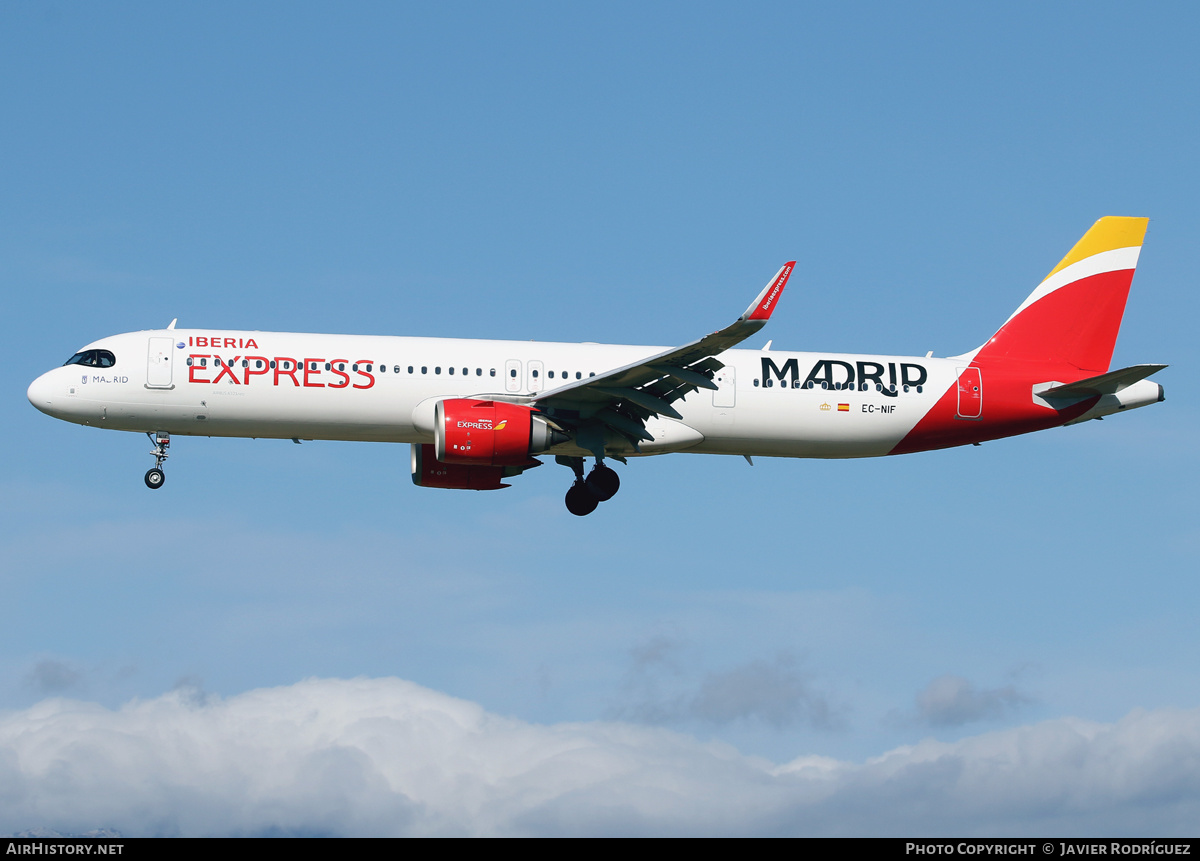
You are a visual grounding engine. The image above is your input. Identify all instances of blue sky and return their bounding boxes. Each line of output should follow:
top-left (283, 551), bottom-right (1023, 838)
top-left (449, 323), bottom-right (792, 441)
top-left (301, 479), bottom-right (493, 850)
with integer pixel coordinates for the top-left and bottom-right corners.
top-left (2, 2), bottom-right (1198, 836)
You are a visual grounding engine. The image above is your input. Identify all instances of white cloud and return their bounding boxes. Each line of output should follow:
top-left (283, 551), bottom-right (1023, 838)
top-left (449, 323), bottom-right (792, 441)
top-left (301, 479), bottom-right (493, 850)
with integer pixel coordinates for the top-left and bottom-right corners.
top-left (1, 677), bottom-right (1198, 836)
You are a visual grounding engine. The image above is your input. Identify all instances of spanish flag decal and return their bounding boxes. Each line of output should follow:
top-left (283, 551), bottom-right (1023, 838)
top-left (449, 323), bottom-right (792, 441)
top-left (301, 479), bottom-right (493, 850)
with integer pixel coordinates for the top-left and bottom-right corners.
top-left (837, 403), bottom-right (849, 412)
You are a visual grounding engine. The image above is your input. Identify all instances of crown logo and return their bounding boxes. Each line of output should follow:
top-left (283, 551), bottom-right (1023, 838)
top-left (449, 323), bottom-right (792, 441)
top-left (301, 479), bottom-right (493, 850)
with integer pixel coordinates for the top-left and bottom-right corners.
top-left (819, 402), bottom-right (831, 411)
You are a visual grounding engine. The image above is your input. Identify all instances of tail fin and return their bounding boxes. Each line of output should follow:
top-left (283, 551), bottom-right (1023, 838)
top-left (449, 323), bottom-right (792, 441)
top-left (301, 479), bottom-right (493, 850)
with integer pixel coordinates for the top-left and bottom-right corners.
top-left (977, 217), bottom-right (1148, 373)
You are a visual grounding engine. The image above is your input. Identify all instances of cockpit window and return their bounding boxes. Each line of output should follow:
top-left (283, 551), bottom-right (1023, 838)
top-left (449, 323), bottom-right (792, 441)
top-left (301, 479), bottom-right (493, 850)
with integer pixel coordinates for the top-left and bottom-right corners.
top-left (64, 349), bottom-right (116, 368)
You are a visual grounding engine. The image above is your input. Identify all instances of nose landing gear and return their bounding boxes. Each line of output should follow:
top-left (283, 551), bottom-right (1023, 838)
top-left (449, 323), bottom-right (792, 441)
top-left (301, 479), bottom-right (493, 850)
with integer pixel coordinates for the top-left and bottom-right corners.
top-left (144, 431), bottom-right (169, 490)
top-left (557, 456), bottom-right (621, 516)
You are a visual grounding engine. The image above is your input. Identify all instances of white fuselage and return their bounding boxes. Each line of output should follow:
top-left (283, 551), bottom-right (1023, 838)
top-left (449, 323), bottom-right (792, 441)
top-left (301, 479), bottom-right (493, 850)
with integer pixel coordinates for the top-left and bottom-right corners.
top-left (28, 328), bottom-right (959, 459)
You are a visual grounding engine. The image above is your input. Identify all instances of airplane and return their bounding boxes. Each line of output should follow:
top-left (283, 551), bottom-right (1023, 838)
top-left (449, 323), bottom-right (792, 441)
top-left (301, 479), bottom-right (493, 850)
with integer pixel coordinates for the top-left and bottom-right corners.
top-left (27, 216), bottom-right (1166, 516)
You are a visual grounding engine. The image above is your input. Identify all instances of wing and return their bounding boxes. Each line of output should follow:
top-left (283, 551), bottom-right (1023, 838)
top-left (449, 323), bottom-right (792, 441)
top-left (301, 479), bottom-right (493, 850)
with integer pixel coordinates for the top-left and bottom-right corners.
top-left (531, 262), bottom-right (794, 454)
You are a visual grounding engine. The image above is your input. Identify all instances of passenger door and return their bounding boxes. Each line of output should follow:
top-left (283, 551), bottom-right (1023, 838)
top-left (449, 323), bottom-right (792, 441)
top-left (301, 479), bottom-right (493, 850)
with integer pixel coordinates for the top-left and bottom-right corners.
top-left (146, 337), bottom-right (175, 389)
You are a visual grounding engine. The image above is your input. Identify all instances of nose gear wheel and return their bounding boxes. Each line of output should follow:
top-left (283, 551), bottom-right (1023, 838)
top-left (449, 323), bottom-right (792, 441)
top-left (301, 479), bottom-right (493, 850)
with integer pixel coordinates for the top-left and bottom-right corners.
top-left (144, 431), bottom-right (170, 490)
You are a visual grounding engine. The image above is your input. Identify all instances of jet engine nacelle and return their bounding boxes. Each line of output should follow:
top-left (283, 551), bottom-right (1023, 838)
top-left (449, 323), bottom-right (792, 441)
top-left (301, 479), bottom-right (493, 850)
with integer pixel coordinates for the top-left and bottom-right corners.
top-left (434, 398), bottom-right (565, 466)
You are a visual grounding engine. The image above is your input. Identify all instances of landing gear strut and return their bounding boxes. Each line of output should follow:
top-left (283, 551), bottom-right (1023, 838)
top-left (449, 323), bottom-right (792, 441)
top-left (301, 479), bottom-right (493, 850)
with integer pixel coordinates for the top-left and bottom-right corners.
top-left (557, 455), bottom-right (621, 516)
top-left (145, 431), bottom-right (169, 490)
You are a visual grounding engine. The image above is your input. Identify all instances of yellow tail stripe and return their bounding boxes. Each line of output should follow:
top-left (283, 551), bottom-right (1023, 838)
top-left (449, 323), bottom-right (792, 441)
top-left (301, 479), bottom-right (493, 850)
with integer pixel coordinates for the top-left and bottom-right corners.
top-left (1042, 216), bottom-right (1149, 282)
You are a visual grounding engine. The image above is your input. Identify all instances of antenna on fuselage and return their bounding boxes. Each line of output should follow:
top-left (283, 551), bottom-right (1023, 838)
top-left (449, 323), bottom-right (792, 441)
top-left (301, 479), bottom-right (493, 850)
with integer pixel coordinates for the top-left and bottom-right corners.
top-left (167, 318), bottom-right (178, 330)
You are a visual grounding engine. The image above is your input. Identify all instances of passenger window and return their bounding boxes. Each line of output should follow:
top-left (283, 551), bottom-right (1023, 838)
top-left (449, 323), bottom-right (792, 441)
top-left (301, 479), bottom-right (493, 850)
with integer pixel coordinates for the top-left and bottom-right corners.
top-left (435, 367), bottom-right (441, 374)
top-left (325, 363), bottom-right (331, 370)
top-left (449, 367), bottom-right (455, 375)
top-left (490, 369), bottom-right (496, 377)
top-left (186, 357), bottom-right (193, 366)
top-left (532, 369), bottom-right (539, 378)
top-left (270, 361), bottom-right (276, 369)
top-left (476, 368), bottom-right (482, 376)
top-left (509, 369), bottom-right (516, 378)
top-left (242, 360), bottom-right (249, 368)
top-left (548, 371), bottom-right (555, 379)
top-left (421, 366), bottom-right (427, 374)
top-left (754, 379), bottom-right (760, 387)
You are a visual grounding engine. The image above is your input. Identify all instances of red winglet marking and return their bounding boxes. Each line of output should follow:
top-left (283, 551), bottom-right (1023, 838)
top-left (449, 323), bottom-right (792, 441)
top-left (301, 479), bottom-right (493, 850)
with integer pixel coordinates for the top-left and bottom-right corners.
top-left (748, 261), bottom-right (795, 321)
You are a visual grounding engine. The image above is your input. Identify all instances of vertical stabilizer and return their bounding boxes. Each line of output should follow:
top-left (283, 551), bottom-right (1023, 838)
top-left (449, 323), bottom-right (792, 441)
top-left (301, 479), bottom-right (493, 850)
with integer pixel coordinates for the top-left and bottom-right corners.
top-left (976, 217), bottom-right (1148, 373)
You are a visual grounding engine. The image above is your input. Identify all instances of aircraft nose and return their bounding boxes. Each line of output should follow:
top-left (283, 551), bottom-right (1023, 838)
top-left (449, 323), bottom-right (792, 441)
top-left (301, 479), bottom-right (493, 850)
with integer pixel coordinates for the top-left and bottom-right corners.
top-left (27, 371), bottom-right (56, 415)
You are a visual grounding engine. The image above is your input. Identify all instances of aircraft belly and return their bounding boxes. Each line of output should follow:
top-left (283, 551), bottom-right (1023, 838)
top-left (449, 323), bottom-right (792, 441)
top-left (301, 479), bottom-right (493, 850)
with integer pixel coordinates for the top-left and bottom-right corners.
top-left (681, 376), bottom-right (949, 459)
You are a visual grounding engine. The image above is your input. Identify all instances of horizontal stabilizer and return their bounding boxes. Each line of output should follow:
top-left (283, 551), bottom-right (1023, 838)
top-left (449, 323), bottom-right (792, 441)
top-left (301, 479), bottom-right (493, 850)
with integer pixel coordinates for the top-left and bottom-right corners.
top-left (1039, 364), bottom-right (1167, 400)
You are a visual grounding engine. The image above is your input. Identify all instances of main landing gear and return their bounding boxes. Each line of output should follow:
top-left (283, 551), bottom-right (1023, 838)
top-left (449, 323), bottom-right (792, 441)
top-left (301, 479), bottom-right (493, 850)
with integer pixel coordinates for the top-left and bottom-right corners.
top-left (558, 456), bottom-right (621, 516)
top-left (144, 431), bottom-right (169, 489)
